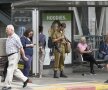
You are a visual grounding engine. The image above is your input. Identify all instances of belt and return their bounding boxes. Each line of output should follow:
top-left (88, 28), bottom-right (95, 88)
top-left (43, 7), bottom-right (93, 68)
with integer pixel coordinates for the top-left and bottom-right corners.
top-left (7, 52), bottom-right (18, 57)
top-left (0, 52), bottom-right (18, 57)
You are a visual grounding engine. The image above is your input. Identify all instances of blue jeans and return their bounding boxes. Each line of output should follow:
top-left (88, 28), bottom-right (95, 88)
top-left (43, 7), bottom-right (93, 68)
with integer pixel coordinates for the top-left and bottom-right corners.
top-left (23, 55), bottom-right (32, 77)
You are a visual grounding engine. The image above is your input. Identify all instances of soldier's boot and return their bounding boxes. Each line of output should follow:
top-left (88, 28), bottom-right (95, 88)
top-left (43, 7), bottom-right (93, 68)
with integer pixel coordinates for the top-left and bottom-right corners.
top-left (60, 71), bottom-right (68, 78)
top-left (53, 70), bottom-right (59, 78)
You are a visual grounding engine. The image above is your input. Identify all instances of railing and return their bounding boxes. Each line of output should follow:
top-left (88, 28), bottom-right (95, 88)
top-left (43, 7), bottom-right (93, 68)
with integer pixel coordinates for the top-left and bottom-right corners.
top-left (85, 35), bottom-right (106, 59)
top-left (85, 35), bottom-right (106, 49)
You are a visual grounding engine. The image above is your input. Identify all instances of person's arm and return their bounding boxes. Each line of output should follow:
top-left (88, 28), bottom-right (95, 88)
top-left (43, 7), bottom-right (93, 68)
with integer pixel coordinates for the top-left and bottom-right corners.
top-left (16, 37), bottom-right (28, 61)
top-left (26, 44), bottom-right (34, 48)
top-left (77, 44), bottom-right (92, 54)
top-left (52, 32), bottom-right (64, 43)
top-left (20, 47), bottom-right (28, 61)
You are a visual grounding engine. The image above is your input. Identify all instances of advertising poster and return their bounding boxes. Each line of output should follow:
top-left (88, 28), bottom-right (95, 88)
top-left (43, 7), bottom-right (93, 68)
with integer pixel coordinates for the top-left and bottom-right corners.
top-left (42, 12), bottom-right (72, 65)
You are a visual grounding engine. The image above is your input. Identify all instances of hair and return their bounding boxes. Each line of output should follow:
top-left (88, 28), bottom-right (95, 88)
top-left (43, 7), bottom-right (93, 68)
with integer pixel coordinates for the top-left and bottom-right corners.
top-left (23, 29), bottom-right (33, 37)
top-left (51, 20), bottom-right (61, 29)
top-left (39, 26), bottom-right (43, 33)
top-left (6, 24), bottom-right (14, 31)
top-left (80, 36), bottom-right (86, 42)
top-left (60, 23), bottom-right (66, 28)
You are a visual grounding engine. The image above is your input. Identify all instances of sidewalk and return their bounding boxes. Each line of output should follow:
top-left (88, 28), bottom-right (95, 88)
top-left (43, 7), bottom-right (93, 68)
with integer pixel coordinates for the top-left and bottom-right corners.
top-left (0, 72), bottom-right (108, 90)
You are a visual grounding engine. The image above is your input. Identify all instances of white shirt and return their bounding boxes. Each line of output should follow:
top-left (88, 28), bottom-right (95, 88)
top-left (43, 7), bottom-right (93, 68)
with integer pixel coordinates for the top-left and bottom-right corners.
top-left (6, 33), bottom-right (23, 55)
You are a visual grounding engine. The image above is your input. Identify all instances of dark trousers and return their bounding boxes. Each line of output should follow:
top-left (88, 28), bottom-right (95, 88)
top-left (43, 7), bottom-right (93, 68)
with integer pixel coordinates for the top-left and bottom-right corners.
top-left (83, 53), bottom-right (98, 73)
top-left (23, 55), bottom-right (32, 77)
top-left (3, 61), bottom-right (8, 80)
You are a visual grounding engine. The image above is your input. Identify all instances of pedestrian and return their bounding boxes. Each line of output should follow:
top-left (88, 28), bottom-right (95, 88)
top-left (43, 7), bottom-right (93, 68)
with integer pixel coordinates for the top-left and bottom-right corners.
top-left (38, 26), bottom-right (46, 78)
top-left (20, 29), bottom-right (34, 77)
top-left (2, 25), bottom-right (29, 90)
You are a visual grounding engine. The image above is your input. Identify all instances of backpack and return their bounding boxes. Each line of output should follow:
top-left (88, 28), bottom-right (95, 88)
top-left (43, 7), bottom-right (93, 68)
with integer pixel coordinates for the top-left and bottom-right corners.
top-left (48, 37), bottom-right (54, 48)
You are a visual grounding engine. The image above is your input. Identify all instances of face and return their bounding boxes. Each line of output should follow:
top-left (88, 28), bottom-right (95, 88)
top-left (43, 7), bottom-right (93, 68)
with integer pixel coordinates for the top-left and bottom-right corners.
top-left (60, 26), bottom-right (65, 31)
top-left (81, 39), bottom-right (86, 44)
top-left (6, 27), bottom-right (13, 36)
top-left (28, 31), bottom-right (33, 38)
top-left (53, 23), bottom-right (59, 31)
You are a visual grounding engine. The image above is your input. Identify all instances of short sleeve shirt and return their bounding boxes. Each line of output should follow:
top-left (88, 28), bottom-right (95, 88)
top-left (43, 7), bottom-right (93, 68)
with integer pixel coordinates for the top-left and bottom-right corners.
top-left (6, 33), bottom-right (23, 55)
top-left (77, 43), bottom-right (87, 52)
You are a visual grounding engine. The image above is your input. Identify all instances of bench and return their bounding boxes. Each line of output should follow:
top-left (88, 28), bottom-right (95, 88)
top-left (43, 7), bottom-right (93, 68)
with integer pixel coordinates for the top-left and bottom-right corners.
top-left (73, 48), bottom-right (107, 74)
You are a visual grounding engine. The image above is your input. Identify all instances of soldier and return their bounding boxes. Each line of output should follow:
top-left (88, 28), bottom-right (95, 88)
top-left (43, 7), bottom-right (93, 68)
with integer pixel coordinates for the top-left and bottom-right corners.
top-left (52, 21), bottom-right (67, 78)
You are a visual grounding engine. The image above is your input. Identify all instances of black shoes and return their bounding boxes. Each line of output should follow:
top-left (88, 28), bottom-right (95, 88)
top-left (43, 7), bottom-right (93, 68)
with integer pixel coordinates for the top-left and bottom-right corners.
top-left (23, 79), bottom-right (29, 88)
top-left (104, 80), bottom-right (108, 83)
top-left (60, 73), bottom-right (67, 78)
top-left (2, 87), bottom-right (11, 90)
top-left (53, 71), bottom-right (59, 78)
top-left (53, 71), bottom-right (68, 78)
top-left (60, 71), bottom-right (68, 78)
top-left (90, 72), bottom-right (96, 75)
top-left (90, 70), bottom-right (96, 75)
top-left (98, 65), bottom-right (104, 69)
top-left (2, 79), bottom-right (29, 89)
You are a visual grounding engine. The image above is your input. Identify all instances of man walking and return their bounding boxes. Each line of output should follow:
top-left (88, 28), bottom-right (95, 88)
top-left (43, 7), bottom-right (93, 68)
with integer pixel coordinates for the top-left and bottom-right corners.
top-left (2, 25), bottom-right (29, 90)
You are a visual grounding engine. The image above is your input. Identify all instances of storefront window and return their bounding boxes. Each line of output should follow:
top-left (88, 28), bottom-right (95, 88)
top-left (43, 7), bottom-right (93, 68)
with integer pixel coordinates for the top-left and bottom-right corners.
top-left (12, 10), bottom-right (32, 37)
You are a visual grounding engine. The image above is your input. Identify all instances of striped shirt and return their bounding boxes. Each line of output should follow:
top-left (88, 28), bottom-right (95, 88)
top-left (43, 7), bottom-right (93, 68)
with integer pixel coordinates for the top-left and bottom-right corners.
top-left (6, 33), bottom-right (23, 55)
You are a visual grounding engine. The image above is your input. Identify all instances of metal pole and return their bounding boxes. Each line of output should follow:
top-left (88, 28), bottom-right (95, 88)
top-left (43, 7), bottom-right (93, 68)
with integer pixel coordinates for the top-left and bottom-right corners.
top-left (32, 9), bottom-right (39, 75)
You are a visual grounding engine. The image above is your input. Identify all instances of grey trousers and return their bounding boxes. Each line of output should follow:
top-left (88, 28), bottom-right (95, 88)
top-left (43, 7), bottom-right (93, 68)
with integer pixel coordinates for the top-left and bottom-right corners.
top-left (39, 48), bottom-right (45, 75)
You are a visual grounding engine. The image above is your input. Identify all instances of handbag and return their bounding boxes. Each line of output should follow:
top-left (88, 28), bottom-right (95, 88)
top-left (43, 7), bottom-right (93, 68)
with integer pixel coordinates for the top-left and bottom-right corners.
top-left (18, 58), bottom-right (24, 70)
top-left (65, 41), bottom-right (71, 53)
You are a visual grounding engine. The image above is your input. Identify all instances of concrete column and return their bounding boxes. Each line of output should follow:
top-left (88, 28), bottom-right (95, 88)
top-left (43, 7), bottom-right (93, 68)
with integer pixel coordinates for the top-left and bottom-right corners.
top-left (88, 7), bottom-right (96, 35)
top-left (73, 7), bottom-right (83, 36)
top-left (98, 7), bottom-right (105, 35)
top-left (103, 7), bottom-right (108, 35)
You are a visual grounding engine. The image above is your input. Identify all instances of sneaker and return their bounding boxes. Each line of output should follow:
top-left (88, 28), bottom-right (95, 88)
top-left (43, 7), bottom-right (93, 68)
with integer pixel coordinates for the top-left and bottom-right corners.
top-left (23, 79), bottom-right (29, 88)
top-left (2, 87), bottom-right (11, 90)
top-left (104, 80), bottom-right (108, 83)
top-left (98, 65), bottom-right (104, 69)
top-left (90, 72), bottom-right (96, 75)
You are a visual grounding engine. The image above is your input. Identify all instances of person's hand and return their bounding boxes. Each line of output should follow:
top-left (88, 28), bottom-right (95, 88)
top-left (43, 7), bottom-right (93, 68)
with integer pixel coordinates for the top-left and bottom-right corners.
top-left (101, 51), bottom-right (106, 54)
top-left (87, 50), bottom-right (92, 53)
top-left (22, 56), bottom-right (28, 61)
top-left (30, 44), bottom-right (34, 47)
top-left (60, 36), bottom-right (65, 39)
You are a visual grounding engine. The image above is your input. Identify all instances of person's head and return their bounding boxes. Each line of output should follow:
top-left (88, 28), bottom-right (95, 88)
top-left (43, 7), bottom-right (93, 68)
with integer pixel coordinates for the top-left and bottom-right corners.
top-left (80, 36), bottom-right (86, 44)
top-left (51, 20), bottom-right (61, 31)
top-left (6, 24), bottom-right (14, 36)
top-left (23, 29), bottom-right (33, 38)
top-left (60, 23), bottom-right (66, 31)
top-left (39, 26), bottom-right (43, 33)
